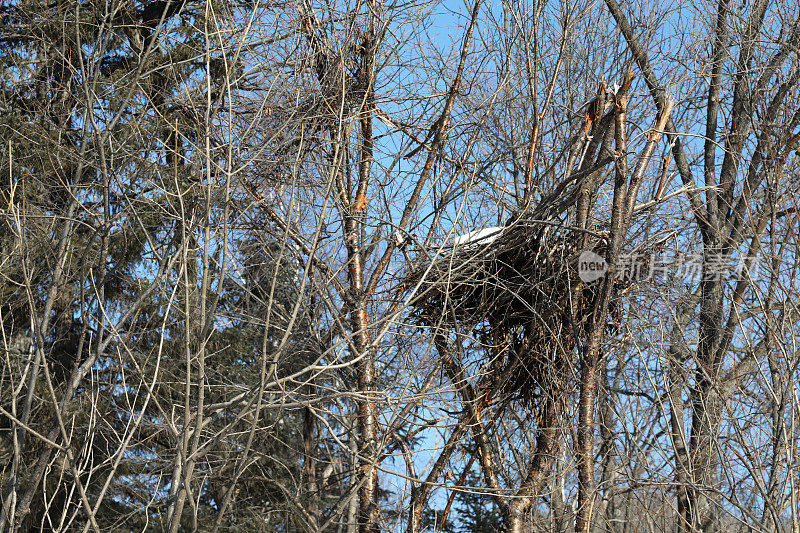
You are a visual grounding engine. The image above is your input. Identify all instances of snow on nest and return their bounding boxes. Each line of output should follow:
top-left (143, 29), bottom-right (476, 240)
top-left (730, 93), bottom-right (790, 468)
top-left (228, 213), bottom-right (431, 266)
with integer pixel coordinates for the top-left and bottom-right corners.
top-left (452, 226), bottom-right (504, 247)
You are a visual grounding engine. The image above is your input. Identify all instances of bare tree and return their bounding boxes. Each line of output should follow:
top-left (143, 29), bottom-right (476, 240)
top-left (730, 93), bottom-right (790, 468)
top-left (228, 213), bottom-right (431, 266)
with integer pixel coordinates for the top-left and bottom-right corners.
top-left (2, 0), bottom-right (800, 532)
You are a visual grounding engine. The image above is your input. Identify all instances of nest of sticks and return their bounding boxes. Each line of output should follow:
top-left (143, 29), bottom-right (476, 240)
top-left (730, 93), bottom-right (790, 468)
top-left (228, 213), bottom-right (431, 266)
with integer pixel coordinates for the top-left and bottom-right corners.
top-left (405, 218), bottom-right (626, 401)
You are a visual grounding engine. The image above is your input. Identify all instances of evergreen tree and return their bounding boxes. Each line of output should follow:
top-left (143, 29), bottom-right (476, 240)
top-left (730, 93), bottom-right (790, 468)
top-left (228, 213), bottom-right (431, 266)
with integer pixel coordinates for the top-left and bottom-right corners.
top-left (0, 1), bottom-right (329, 529)
top-left (454, 472), bottom-right (503, 533)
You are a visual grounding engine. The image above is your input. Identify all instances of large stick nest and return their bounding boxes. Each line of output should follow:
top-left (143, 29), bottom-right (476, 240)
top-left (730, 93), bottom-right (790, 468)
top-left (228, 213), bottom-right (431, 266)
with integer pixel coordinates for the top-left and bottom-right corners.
top-left (404, 217), bottom-right (625, 399)
top-left (407, 219), bottom-right (612, 331)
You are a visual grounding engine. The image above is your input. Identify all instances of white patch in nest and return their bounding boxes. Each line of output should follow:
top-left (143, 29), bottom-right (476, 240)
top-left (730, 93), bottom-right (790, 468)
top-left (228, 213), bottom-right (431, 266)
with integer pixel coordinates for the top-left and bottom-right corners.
top-left (453, 226), bottom-right (504, 247)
